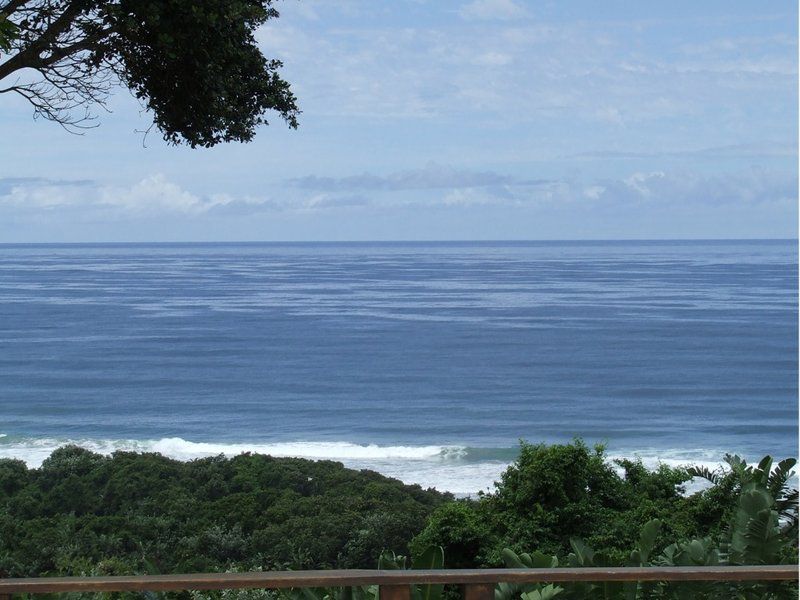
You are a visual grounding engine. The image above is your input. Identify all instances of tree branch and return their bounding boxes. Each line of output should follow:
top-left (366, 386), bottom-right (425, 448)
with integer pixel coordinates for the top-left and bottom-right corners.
top-left (39, 27), bottom-right (111, 67)
top-left (0, 0), bottom-right (32, 18)
top-left (0, 0), bottom-right (300, 145)
top-left (0, 2), bottom-right (86, 79)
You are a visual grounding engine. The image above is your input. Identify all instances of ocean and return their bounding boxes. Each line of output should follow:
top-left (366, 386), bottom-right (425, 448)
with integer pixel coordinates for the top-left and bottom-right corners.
top-left (0, 240), bottom-right (796, 495)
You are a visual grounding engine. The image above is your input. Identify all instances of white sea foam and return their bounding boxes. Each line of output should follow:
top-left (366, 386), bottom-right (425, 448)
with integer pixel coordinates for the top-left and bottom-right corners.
top-left (607, 448), bottom-right (728, 472)
top-left (0, 436), bottom-right (769, 496)
top-left (606, 449), bottom-right (731, 493)
top-left (0, 437), bottom-right (458, 462)
top-left (0, 437), bottom-right (494, 494)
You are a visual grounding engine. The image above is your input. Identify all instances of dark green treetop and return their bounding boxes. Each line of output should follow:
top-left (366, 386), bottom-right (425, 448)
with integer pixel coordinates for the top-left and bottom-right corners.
top-left (0, 0), bottom-right (299, 146)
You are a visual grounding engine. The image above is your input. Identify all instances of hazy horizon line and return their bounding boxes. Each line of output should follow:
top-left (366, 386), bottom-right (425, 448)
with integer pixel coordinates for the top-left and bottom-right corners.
top-left (1, 238), bottom-right (797, 247)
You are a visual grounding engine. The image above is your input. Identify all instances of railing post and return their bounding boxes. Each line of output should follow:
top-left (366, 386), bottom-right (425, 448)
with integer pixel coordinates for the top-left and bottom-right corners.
top-left (379, 584), bottom-right (411, 600)
top-left (464, 583), bottom-right (494, 600)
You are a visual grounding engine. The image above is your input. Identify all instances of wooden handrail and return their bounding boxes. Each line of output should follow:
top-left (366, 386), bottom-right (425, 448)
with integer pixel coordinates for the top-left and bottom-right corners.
top-left (0, 566), bottom-right (796, 595)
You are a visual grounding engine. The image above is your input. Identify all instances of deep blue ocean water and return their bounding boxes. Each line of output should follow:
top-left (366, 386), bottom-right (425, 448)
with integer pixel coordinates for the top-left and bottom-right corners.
top-left (0, 240), bottom-right (796, 493)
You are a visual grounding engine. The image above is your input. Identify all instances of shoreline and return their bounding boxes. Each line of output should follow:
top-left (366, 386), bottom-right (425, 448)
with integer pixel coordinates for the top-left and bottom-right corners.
top-left (1, 435), bottom-right (786, 496)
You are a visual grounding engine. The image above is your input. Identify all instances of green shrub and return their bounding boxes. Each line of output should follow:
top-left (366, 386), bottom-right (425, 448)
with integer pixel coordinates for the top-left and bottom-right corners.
top-left (0, 447), bottom-right (449, 576)
top-left (412, 440), bottom-right (698, 565)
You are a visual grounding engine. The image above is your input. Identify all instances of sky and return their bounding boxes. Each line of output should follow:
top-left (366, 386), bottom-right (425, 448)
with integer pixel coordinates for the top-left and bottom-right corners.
top-left (0, 0), bottom-right (797, 242)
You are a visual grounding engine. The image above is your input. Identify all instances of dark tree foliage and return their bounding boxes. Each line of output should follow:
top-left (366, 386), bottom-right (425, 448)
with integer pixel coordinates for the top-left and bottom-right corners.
top-left (0, 0), bottom-right (299, 146)
top-left (0, 447), bottom-right (449, 577)
top-left (411, 441), bottom-right (726, 567)
top-left (1, 442), bottom-right (795, 583)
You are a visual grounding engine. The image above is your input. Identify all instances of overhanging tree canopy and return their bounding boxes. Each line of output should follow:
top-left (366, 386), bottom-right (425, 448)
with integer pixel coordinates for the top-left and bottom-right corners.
top-left (0, 0), bottom-right (299, 147)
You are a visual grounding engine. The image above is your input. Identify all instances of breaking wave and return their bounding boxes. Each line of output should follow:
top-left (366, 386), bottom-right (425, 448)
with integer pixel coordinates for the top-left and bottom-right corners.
top-left (0, 435), bottom-right (749, 495)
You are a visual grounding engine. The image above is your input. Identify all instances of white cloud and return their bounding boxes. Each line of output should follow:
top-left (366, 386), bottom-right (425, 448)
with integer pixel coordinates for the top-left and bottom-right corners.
top-left (593, 169), bottom-right (796, 210)
top-left (3, 168), bottom-right (792, 221)
top-left (623, 171), bottom-right (665, 197)
top-left (441, 187), bottom-right (497, 206)
top-left (2, 182), bottom-right (88, 208)
top-left (0, 175), bottom-right (374, 220)
top-left (595, 106), bottom-right (624, 125)
top-left (253, 3), bottom-right (795, 130)
top-left (428, 168), bottom-right (795, 212)
top-left (0, 175), bottom-right (233, 216)
top-left (0, 167), bottom-right (795, 242)
top-left (460, 0), bottom-right (527, 21)
top-left (288, 164), bottom-right (525, 191)
top-left (98, 175), bottom-right (220, 214)
top-left (568, 141), bottom-right (798, 160)
top-left (473, 51), bottom-right (513, 66)
top-left (301, 193), bottom-right (370, 210)
top-left (583, 185), bottom-right (606, 200)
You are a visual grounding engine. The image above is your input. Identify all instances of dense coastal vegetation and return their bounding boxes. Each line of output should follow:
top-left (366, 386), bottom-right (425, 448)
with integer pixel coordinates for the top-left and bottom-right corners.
top-left (0, 448), bottom-right (448, 575)
top-left (0, 441), bottom-right (796, 598)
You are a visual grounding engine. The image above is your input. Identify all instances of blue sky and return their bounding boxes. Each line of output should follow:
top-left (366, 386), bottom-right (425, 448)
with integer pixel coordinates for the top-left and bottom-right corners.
top-left (0, 0), bottom-right (797, 241)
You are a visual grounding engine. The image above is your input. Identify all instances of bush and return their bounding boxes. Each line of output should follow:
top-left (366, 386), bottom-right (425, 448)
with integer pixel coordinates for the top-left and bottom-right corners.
top-left (413, 440), bottom-right (718, 565)
top-left (0, 448), bottom-right (450, 576)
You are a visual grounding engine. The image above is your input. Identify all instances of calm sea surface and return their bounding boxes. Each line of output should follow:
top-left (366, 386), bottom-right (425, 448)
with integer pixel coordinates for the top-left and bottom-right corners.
top-left (0, 241), bottom-right (796, 493)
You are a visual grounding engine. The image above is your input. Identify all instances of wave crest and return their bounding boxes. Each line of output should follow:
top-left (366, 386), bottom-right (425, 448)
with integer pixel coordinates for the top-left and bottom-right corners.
top-left (0, 436), bottom-right (471, 464)
top-left (0, 435), bottom-right (759, 495)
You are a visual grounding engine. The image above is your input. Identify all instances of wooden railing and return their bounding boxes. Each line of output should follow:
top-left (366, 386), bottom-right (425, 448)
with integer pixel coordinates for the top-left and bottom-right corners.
top-left (0, 566), bottom-right (796, 599)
